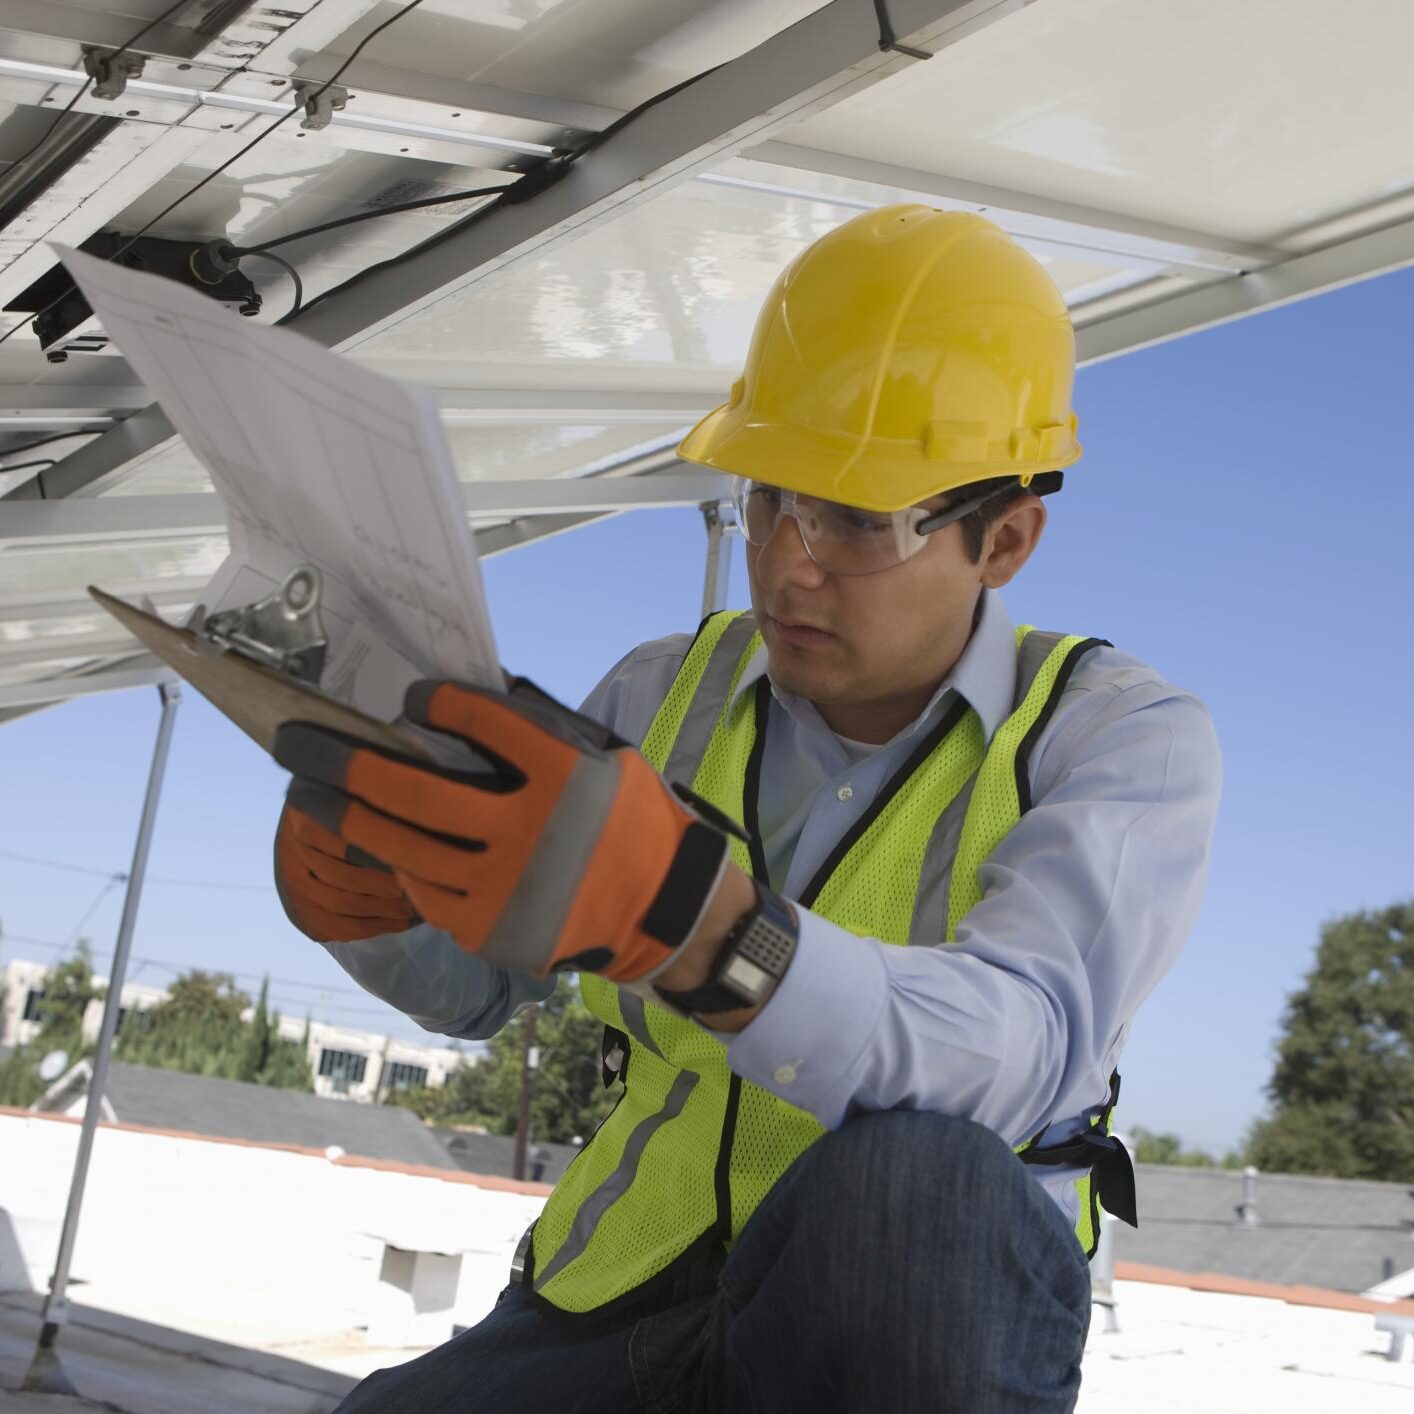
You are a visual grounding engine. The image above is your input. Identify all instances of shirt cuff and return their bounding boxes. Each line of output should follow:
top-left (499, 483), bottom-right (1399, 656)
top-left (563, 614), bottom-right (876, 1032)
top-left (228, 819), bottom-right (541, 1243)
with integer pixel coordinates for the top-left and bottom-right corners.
top-left (712, 907), bottom-right (888, 1129)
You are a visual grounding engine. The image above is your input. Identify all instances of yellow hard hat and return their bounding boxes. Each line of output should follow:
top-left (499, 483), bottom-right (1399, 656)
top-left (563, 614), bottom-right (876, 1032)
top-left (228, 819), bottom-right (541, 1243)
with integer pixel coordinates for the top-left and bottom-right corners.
top-left (678, 205), bottom-right (1081, 513)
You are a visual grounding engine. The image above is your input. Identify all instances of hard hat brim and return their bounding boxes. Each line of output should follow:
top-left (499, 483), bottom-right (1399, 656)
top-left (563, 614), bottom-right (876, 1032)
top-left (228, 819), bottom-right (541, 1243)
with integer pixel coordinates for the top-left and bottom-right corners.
top-left (678, 404), bottom-right (1082, 514)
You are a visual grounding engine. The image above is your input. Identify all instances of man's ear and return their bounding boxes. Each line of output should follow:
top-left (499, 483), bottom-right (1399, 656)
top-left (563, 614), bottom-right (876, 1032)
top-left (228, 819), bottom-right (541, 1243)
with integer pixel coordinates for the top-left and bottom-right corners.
top-left (979, 495), bottom-right (1047, 589)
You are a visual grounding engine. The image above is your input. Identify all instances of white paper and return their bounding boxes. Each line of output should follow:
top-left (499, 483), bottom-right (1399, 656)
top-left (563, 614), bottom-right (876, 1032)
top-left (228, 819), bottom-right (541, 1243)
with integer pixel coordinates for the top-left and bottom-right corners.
top-left (58, 245), bottom-right (502, 720)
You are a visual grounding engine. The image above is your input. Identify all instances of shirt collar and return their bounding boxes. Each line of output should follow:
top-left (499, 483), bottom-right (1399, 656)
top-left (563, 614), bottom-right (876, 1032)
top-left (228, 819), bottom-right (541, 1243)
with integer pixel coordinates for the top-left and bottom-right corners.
top-left (728, 590), bottom-right (1018, 747)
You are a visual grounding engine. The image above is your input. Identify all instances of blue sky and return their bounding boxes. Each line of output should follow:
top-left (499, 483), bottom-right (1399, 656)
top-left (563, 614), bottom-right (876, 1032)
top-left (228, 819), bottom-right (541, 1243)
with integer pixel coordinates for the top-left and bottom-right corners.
top-left (4, 265), bottom-right (1413, 1155)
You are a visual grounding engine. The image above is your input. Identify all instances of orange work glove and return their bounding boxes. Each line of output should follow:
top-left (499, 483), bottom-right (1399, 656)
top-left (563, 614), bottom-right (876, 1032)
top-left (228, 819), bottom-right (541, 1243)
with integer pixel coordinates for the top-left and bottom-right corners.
top-left (271, 678), bottom-right (733, 983)
top-left (275, 800), bottom-right (419, 942)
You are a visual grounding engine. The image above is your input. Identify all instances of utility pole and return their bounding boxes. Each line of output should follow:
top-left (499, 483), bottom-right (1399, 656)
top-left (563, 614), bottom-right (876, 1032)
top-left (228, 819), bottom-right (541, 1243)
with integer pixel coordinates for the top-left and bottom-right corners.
top-left (511, 1004), bottom-right (539, 1181)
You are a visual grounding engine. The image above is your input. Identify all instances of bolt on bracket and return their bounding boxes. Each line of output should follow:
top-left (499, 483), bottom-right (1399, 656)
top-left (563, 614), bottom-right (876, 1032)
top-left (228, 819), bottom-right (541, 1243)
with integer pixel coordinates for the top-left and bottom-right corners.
top-left (81, 47), bottom-right (147, 101)
top-left (291, 80), bottom-right (348, 131)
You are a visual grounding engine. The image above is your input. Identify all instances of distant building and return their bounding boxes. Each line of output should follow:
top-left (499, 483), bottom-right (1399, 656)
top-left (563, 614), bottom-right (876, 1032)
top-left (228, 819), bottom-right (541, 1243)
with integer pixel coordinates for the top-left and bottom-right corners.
top-left (0, 956), bottom-right (466, 1104)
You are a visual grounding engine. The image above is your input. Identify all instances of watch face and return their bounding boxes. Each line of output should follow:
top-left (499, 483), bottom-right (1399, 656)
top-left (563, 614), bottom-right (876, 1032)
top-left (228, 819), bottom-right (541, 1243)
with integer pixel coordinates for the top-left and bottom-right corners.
top-left (720, 952), bottom-right (772, 1002)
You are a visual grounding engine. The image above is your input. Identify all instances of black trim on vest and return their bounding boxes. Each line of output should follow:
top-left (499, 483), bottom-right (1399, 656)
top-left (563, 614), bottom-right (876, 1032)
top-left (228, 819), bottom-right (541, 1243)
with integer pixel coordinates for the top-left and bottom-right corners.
top-left (797, 693), bottom-right (973, 911)
top-left (688, 608), bottom-right (729, 655)
top-left (741, 679), bottom-right (771, 883)
top-left (714, 1074), bottom-right (744, 1242)
top-left (1013, 637), bottom-right (1109, 814)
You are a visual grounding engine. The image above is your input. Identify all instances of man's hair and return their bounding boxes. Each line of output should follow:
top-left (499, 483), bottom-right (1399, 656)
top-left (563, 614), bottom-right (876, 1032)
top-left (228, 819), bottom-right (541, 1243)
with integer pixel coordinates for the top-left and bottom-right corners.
top-left (950, 471), bottom-right (1063, 563)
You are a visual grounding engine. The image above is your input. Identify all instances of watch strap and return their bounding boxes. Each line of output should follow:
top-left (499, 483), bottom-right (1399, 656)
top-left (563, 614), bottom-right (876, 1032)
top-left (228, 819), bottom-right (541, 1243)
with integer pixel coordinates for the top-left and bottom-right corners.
top-left (654, 881), bottom-right (797, 1016)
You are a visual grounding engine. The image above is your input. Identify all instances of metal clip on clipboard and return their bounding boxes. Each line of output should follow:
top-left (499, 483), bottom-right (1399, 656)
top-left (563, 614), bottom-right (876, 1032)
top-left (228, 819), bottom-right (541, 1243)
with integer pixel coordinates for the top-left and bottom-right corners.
top-left (196, 566), bottom-right (329, 687)
top-left (88, 572), bottom-right (432, 762)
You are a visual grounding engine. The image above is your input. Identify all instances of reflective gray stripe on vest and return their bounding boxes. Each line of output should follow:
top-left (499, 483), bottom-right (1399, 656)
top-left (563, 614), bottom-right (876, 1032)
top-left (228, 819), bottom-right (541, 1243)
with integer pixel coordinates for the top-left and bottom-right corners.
top-left (909, 631), bottom-right (1070, 945)
top-left (475, 752), bottom-right (620, 974)
top-left (1013, 630), bottom-right (1068, 712)
top-left (617, 987), bottom-right (664, 1057)
top-left (661, 614), bottom-right (760, 788)
top-left (533, 1069), bottom-right (698, 1291)
top-left (908, 773), bottom-right (979, 945)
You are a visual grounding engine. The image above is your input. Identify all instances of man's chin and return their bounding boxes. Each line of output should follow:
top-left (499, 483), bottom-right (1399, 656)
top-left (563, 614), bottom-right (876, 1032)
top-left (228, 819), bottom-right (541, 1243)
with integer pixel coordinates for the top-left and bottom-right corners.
top-left (764, 652), bottom-right (847, 705)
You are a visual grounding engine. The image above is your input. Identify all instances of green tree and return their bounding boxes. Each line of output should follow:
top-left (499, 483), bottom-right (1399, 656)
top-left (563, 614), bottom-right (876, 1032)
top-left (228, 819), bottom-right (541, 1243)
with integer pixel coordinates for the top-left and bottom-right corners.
top-left (387, 985), bottom-right (619, 1142)
top-left (1244, 901), bottom-right (1414, 1180)
top-left (1128, 1124), bottom-right (1219, 1167)
top-left (117, 971), bottom-right (312, 1091)
top-left (0, 945), bottom-right (100, 1108)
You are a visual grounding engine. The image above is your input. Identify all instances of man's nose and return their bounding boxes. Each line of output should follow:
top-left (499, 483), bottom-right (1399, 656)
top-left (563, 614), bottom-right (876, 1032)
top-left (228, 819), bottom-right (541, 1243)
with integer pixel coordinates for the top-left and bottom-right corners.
top-left (753, 511), bottom-right (826, 590)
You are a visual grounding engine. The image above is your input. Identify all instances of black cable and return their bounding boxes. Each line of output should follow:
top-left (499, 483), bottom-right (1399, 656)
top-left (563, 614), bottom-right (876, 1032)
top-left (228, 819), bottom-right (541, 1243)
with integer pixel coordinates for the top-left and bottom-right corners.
top-left (286, 62), bottom-right (726, 325)
top-left (0, 430), bottom-right (106, 457)
top-left (240, 185), bottom-right (507, 254)
top-left (0, 0), bottom-right (430, 352)
top-left (0, 0), bottom-right (195, 181)
top-left (113, 0), bottom-right (429, 257)
top-left (239, 249), bottom-right (304, 318)
top-left (0, 459), bottom-right (58, 474)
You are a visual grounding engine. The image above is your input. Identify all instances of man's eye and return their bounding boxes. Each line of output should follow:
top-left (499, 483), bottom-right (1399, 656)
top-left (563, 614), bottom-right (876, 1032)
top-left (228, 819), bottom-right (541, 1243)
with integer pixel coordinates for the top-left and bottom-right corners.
top-left (839, 511), bottom-right (890, 535)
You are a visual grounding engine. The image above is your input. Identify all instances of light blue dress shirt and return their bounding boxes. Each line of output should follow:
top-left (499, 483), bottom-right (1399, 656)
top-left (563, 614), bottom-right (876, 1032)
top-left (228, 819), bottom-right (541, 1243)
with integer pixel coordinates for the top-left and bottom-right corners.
top-left (318, 591), bottom-right (1221, 1223)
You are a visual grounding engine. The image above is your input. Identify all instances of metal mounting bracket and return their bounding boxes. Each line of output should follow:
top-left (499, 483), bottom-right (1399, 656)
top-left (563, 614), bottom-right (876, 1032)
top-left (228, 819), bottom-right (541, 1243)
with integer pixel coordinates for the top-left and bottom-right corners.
top-left (197, 565), bottom-right (329, 685)
top-left (291, 80), bottom-right (349, 131)
top-left (81, 47), bottom-right (146, 101)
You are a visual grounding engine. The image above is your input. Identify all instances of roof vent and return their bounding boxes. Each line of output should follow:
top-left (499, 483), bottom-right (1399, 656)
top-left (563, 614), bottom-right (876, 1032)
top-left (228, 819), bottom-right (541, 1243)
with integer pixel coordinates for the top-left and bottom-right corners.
top-left (1234, 1165), bottom-right (1260, 1227)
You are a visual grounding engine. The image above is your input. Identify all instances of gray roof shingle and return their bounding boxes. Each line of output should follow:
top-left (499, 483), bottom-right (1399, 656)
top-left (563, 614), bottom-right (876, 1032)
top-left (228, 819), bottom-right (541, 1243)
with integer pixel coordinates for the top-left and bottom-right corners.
top-left (431, 1128), bottom-right (579, 1183)
top-left (96, 1061), bottom-right (462, 1171)
top-left (1118, 1162), bottom-right (1414, 1294)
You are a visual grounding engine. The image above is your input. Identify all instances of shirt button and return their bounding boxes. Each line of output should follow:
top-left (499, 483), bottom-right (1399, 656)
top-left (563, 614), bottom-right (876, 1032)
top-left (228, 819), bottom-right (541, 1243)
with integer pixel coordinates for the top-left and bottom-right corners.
top-left (773, 1064), bottom-right (798, 1085)
top-left (836, 785), bottom-right (854, 802)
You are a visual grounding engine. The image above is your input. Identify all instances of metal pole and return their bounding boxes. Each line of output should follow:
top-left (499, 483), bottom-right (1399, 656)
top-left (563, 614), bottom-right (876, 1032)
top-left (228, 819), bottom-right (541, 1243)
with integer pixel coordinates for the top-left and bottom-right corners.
top-left (24, 681), bottom-right (181, 1396)
top-left (511, 1004), bottom-right (539, 1182)
top-left (1090, 1211), bottom-right (1120, 1335)
top-left (700, 503), bottom-right (734, 619)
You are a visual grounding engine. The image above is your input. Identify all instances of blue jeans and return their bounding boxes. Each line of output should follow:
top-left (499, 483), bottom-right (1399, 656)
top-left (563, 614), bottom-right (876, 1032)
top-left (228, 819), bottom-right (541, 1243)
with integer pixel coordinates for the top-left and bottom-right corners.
top-left (334, 1111), bottom-right (1092, 1413)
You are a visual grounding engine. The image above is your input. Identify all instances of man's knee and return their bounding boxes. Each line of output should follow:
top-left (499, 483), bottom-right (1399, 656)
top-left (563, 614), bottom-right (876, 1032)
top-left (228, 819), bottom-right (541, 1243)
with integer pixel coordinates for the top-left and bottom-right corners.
top-left (799, 1108), bottom-right (1028, 1219)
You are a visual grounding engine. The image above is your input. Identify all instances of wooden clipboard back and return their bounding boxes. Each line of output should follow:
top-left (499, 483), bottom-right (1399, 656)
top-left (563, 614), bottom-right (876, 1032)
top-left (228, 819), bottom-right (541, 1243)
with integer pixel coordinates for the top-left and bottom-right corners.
top-left (88, 585), bottom-right (430, 761)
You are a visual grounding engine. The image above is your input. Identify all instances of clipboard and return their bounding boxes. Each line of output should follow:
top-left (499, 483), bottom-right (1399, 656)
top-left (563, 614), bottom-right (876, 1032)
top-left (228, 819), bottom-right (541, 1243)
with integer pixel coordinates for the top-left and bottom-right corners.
top-left (88, 580), bottom-right (431, 762)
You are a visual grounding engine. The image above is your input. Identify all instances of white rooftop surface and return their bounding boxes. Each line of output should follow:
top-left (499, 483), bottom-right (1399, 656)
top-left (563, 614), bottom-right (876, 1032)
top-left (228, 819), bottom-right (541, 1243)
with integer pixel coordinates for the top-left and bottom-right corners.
top-left (5, 1110), bottom-right (1412, 1409)
top-left (4, 1270), bottom-right (1412, 1412)
top-left (1080, 1280), bottom-right (1414, 1414)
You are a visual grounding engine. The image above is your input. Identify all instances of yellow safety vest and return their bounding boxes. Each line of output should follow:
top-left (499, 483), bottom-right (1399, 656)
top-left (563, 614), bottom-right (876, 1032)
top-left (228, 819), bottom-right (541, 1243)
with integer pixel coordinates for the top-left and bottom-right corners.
top-left (528, 611), bottom-right (1123, 1315)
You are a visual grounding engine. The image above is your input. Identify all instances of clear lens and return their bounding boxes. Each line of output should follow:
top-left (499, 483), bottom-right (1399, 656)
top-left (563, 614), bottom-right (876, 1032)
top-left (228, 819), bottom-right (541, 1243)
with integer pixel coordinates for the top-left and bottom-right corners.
top-left (732, 479), bottom-right (928, 576)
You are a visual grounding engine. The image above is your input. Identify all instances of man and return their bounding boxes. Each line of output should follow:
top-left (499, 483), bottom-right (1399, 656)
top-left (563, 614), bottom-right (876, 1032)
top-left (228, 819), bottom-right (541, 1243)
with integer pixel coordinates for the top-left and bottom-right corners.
top-left (273, 205), bottom-right (1221, 1412)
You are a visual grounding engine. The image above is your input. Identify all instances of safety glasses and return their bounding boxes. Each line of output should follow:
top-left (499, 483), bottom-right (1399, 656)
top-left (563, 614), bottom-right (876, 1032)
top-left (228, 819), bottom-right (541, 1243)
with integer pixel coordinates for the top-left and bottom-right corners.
top-left (731, 477), bottom-right (1019, 577)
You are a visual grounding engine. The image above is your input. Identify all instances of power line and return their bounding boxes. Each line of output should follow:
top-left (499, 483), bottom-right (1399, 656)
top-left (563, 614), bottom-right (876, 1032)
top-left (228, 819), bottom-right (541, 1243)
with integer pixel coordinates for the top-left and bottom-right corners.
top-left (62, 875), bottom-right (125, 947)
top-left (0, 847), bottom-right (273, 893)
top-left (0, 934), bottom-right (406, 1020)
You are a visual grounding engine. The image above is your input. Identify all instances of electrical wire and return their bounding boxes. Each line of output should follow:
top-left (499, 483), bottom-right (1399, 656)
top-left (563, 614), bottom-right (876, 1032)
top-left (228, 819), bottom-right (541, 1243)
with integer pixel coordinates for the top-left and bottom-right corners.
top-left (237, 249), bottom-right (303, 319)
top-left (0, 0), bottom-right (195, 181)
top-left (4, 933), bottom-right (422, 1022)
top-left (0, 846), bottom-right (272, 892)
top-left (0, 430), bottom-right (108, 458)
top-left (0, 459), bottom-right (58, 475)
top-left (0, 0), bottom-right (431, 352)
top-left (282, 63), bottom-right (725, 326)
top-left (4, 931), bottom-right (380, 1001)
top-left (61, 874), bottom-right (126, 948)
top-left (239, 184), bottom-right (508, 254)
